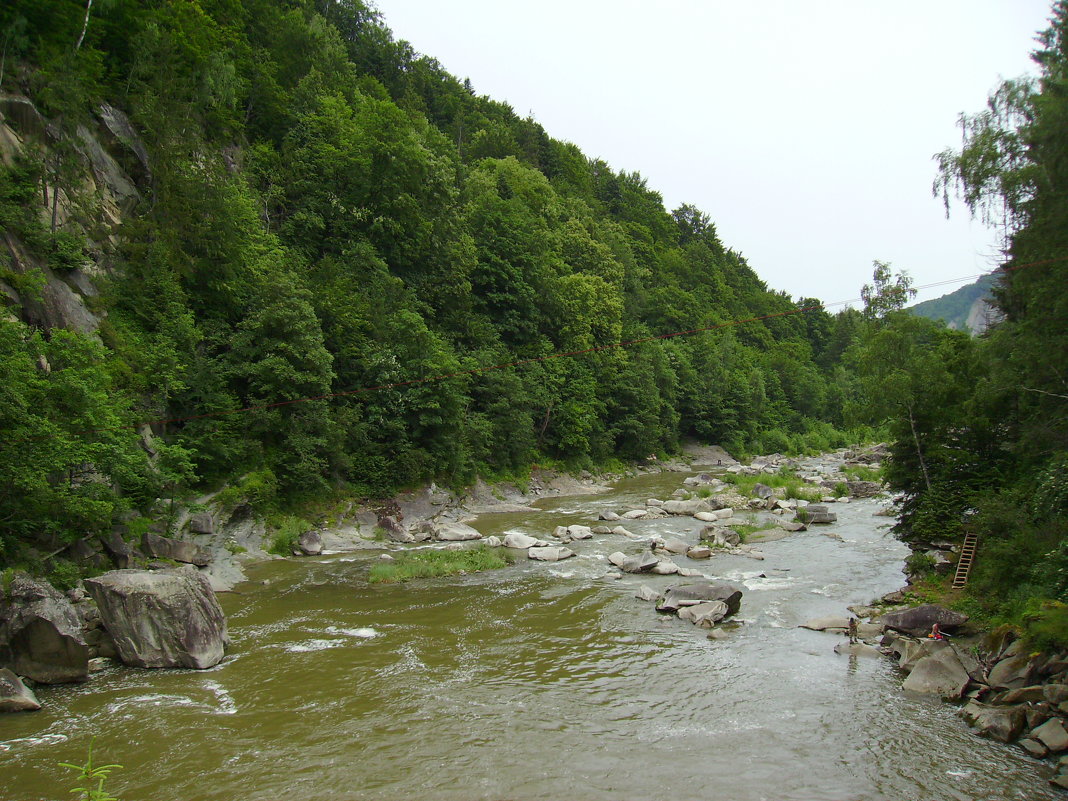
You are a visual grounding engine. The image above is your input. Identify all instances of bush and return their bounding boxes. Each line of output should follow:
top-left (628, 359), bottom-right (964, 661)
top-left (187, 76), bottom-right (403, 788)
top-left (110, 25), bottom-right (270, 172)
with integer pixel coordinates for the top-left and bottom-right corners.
top-left (369, 546), bottom-right (509, 583)
top-left (266, 515), bottom-right (310, 556)
top-left (905, 551), bottom-right (937, 577)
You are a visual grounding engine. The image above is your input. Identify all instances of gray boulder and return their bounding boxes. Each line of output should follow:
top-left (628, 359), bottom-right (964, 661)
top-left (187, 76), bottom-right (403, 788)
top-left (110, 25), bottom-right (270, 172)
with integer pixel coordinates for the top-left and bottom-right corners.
top-left (686, 545), bottom-right (713, 560)
top-left (567, 525), bottom-right (594, 540)
top-left (141, 532), bottom-right (211, 566)
top-left (752, 483), bottom-right (774, 499)
top-left (100, 530), bottom-right (134, 569)
top-left (598, 511), bottom-right (621, 521)
top-left (962, 701), bottom-right (1026, 743)
top-left (877, 604), bottom-right (968, 637)
top-left (776, 519), bottom-right (807, 532)
top-left (527, 546), bottom-right (574, 562)
top-left (799, 616), bottom-right (849, 632)
top-left (661, 499), bottom-right (713, 516)
top-left (660, 538), bottom-right (690, 555)
top-left (634, 585), bottom-right (660, 602)
top-left (657, 582), bottom-right (742, 616)
top-left (297, 530), bottom-right (323, 556)
top-left (989, 650), bottom-right (1039, 690)
top-left (700, 526), bottom-right (740, 548)
top-left (621, 552), bottom-right (660, 574)
top-left (834, 642), bottom-right (881, 658)
top-left (0, 668), bottom-right (41, 712)
top-left (0, 573), bottom-right (88, 684)
top-left (611, 526), bottom-right (638, 538)
top-left (901, 642), bottom-right (971, 697)
top-left (380, 516), bottom-right (414, 543)
top-left (650, 560), bottom-right (679, 575)
top-left (435, 522), bottom-right (483, 541)
top-left (504, 532), bottom-right (540, 549)
top-left (84, 567), bottom-right (228, 670)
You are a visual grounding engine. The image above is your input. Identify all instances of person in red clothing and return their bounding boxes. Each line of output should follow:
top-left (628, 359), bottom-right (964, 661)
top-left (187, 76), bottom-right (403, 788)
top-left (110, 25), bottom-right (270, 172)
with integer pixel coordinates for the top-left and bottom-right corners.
top-left (929, 622), bottom-right (946, 640)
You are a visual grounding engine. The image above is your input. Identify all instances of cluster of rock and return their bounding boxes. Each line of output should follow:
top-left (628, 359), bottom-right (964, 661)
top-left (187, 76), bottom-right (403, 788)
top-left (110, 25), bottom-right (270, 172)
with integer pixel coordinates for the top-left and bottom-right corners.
top-left (633, 581), bottom-right (744, 635)
top-left (0, 567), bottom-right (229, 714)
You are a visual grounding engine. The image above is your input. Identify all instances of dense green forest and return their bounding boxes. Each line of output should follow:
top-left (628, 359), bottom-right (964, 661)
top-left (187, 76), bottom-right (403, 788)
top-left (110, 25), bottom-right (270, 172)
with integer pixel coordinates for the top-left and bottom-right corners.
top-left (0, 0), bottom-right (879, 571)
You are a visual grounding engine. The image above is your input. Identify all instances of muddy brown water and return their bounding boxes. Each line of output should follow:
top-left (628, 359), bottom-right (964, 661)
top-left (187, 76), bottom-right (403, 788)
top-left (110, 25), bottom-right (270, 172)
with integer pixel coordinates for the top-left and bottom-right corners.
top-left (1, 465), bottom-right (1061, 800)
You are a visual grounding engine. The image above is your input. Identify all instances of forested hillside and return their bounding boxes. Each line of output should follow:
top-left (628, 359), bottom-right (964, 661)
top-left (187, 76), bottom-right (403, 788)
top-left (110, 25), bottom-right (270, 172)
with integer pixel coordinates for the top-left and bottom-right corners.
top-left (0, 0), bottom-right (873, 572)
top-left (908, 274), bottom-right (997, 333)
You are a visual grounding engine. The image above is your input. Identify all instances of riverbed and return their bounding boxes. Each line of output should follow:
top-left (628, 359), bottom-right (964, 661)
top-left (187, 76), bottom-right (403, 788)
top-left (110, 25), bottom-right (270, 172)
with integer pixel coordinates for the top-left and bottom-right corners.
top-left (1, 464), bottom-right (1061, 800)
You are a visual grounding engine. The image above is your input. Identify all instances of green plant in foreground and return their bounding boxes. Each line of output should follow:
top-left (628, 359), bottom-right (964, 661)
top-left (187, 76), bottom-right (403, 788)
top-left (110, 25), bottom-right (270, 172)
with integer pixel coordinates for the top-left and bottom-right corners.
top-left (59, 740), bottom-right (122, 801)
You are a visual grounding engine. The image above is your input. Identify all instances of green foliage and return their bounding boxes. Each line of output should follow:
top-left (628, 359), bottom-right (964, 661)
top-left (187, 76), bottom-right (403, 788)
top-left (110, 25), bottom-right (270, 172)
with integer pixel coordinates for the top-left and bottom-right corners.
top-left (368, 545), bottom-right (509, 583)
top-left (905, 551), bottom-right (937, 577)
top-left (58, 739), bottom-right (122, 801)
top-left (266, 514), bottom-right (311, 556)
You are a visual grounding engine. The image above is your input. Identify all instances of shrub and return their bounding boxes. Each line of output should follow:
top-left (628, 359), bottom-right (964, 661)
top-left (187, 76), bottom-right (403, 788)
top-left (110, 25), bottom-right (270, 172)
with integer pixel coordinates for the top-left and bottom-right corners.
top-left (905, 551), bottom-right (937, 577)
top-left (369, 546), bottom-right (509, 583)
top-left (267, 515), bottom-right (310, 556)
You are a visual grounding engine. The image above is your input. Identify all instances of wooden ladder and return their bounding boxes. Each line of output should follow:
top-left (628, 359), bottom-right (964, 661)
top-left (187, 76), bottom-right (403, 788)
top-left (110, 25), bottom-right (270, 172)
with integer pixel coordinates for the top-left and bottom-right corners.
top-left (952, 532), bottom-right (979, 589)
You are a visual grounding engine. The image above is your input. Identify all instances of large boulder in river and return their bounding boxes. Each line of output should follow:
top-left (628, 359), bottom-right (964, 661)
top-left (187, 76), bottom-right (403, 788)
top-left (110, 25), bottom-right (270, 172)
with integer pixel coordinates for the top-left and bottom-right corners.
top-left (141, 531), bottom-right (211, 566)
top-left (297, 529), bottom-right (323, 556)
top-left (661, 499), bottom-right (713, 516)
top-left (678, 601), bottom-right (729, 628)
top-left (621, 552), bottom-right (660, 574)
top-left (657, 582), bottom-right (742, 616)
top-left (0, 573), bottom-right (88, 684)
top-left (798, 504), bottom-right (837, 524)
top-left (877, 604), bottom-right (968, 637)
top-left (434, 522), bottom-right (483, 542)
top-left (84, 567), bottom-right (228, 670)
top-left (901, 641), bottom-right (971, 697)
top-left (527, 546), bottom-right (574, 562)
top-left (503, 532), bottom-right (540, 549)
top-left (0, 668), bottom-right (41, 712)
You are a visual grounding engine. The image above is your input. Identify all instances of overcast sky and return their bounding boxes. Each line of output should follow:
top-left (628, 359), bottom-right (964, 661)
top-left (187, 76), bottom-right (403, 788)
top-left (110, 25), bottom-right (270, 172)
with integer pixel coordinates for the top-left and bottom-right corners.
top-left (371, 0), bottom-right (1053, 306)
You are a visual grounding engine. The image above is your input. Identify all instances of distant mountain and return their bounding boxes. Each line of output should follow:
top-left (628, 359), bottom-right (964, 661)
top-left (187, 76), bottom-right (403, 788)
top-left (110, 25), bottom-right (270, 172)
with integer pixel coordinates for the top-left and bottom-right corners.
top-left (909, 274), bottom-right (999, 335)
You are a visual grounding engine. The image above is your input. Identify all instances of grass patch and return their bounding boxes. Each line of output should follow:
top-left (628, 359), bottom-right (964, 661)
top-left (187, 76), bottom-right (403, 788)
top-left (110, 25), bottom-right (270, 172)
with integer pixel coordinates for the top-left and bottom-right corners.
top-left (842, 464), bottom-right (884, 483)
top-left (722, 469), bottom-right (822, 502)
top-left (369, 546), bottom-right (510, 583)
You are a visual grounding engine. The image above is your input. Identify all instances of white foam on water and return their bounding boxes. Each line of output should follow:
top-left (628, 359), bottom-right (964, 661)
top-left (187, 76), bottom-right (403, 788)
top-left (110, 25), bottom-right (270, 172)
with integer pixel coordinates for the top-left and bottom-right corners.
top-left (325, 626), bottom-right (378, 639)
top-left (0, 733), bottom-right (67, 752)
top-left (284, 638), bottom-right (346, 653)
top-left (203, 680), bottom-right (237, 715)
top-left (105, 694), bottom-right (200, 714)
top-left (743, 577), bottom-right (795, 592)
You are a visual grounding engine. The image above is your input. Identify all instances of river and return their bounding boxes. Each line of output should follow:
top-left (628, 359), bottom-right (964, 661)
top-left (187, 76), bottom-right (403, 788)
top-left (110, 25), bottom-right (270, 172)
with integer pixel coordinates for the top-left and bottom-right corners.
top-left (1, 464), bottom-right (1061, 800)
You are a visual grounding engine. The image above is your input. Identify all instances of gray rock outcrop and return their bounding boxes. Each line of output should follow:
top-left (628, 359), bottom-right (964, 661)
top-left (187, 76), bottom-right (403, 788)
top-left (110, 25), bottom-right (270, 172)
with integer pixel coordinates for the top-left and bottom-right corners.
top-left (297, 530), bottom-right (323, 555)
top-left (84, 567), bottom-right (228, 670)
top-left (962, 701), bottom-right (1026, 743)
top-left (141, 532), bottom-right (211, 566)
top-left (434, 522), bottom-right (483, 541)
top-left (0, 573), bottom-right (88, 684)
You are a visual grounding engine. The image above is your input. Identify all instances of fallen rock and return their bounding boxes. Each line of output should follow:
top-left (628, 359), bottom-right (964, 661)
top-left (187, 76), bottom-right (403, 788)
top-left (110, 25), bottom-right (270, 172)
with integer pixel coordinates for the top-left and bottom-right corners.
top-left (598, 511), bottom-right (621, 521)
top-left (607, 551), bottom-right (628, 568)
top-left (188, 512), bottom-right (214, 535)
top-left (962, 701), bottom-right (1026, 743)
top-left (989, 650), bottom-right (1039, 690)
top-left (902, 643), bottom-right (971, 698)
top-left (798, 504), bottom-right (837, 524)
top-left (591, 525), bottom-right (613, 535)
top-left (484, 536), bottom-right (502, 547)
top-left (621, 510), bottom-right (648, 520)
top-left (677, 568), bottom-right (705, 577)
top-left (776, 519), bottom-right (807, 532)
top-left (1020, 738), bottom-right (1048, 758)
top-left (527, 546), bottom-right (574, 562)
top-left (611, 526), bottom-right (638, 538)
top-left (660, 538), bottom-right (690, 555)
top-left (84, 567), bottom-right (228, 670)
top-left (686, 545), bottom-right (712, 560)
top-left (0, 573), bottom-right (89, 684)
top-left (657, 582), bottom-right (742, 616)
top-left (0, 668), bottom-right (41, 712)
top-left (567, 525), bottom-right (594, 540)
top-left (877, 604), bottom-right (969, 637)
top-left (694, 512), bottom-right (718, 523)
top-left (141, 532), bottom-right (211, 566)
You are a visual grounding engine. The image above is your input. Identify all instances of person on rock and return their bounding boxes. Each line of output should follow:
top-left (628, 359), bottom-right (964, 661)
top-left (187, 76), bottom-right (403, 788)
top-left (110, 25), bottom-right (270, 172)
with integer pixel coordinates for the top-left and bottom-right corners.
top-left (928, 622), bottom-right (946, 640)
top-left (848, 617), bottom-right (859, 644)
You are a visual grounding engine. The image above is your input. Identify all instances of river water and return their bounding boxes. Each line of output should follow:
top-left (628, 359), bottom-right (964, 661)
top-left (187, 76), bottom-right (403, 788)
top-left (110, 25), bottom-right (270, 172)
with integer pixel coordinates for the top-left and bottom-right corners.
top-left (1, 465), bottom-right (1062, 800)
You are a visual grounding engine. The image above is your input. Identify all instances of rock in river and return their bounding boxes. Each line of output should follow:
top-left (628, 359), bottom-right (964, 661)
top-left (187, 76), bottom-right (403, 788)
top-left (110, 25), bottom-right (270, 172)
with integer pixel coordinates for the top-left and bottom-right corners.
top-left (656, 582), bottom-right (742, 616)
top-left (962, 701), bottom-right (1026, 743)
top-left (527, 546), bottom-right (574, 562)
top-left (0, 573), bottom-right (88, 684)
top-left (901, 641), bottom-right (971, 698)
top-left (503, 532), bottom-right (541, 549)
top-left (434, 522), bottom-right (483, 541)
top-left (84, 567), bottom-right (229, 670)
top-left (678, 601), bottom-right (729, 628)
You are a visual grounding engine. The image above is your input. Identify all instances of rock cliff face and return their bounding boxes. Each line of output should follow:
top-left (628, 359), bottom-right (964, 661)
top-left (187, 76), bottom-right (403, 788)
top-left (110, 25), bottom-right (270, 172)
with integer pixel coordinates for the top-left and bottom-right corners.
top-left (84, 567), bottom-right (228, 670)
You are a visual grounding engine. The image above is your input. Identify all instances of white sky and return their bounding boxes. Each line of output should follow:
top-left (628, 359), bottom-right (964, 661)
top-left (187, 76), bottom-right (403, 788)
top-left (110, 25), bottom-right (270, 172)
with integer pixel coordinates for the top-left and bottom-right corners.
top-left (371, 0), bottom-right (1052, 306)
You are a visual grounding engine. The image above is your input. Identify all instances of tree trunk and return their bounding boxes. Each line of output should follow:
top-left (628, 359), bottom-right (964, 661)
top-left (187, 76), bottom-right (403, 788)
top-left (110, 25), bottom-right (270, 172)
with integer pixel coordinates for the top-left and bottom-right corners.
top-left (906, 402), bottom-right (932, 492)
top-left (74, 0), bottom-right (94, 53)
